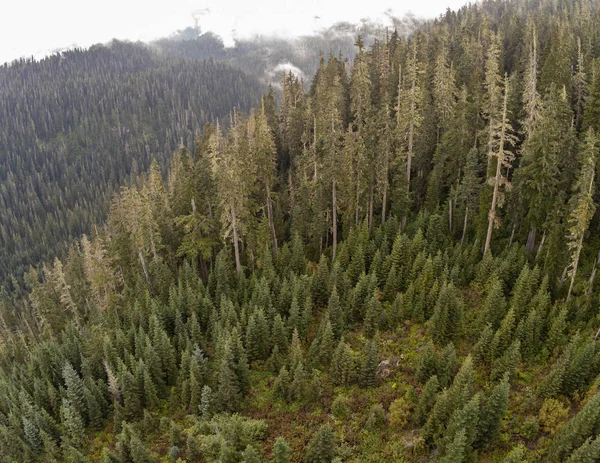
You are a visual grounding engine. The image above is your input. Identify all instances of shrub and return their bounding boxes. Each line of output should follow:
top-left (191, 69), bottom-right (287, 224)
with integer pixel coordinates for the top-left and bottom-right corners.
top-left (539, 399), bottom-right (569, 436)
top-left (389, 397), bottom-right (413, 430)
top-left (331, 395), bottom-right (351, 419)
top-left (520, 417), bottom-right (539, 440)
top-left (366, 403), bottom-right (386, 429)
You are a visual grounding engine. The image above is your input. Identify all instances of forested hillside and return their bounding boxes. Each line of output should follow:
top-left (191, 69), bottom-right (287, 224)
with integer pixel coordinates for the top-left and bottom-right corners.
top-left (0, 40), bottom-right (265, 288)
top-left (4, 0), bottom-right (600, 462)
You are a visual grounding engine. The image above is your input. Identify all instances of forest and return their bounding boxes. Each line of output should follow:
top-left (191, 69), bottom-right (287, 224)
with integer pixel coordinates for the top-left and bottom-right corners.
top-left (0, 40), bottom-right (265, 288)
top-left (3, 0), bottom-right (600, 461)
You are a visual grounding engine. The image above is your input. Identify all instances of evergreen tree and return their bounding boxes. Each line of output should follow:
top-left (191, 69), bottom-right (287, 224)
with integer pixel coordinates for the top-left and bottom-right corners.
top-left (273, 436), bottom-right (291, 463)
top-left (304, 424), bottom-right (336, 463)
top-left (566, 129), bottom-right (597, 300)
top-left (477, 374), bottom-right (510, 448)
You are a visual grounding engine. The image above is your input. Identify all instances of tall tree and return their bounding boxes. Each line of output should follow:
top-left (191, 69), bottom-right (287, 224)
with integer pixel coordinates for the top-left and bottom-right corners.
top-left (566, 129), bottom-right (597, 300)
top-left (484, 73), bottom-right (517, 254)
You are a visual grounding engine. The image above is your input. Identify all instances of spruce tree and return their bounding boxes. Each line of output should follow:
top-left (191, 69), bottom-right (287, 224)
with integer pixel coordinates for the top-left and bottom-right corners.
top-left (304, 424), bottom-right (336, 463)
top-left (566, 129), bottom-right (597, 300)
top-left (273, 436), bottom-right (291, 463)
top-left (477, 374), bottom-right (510, 448)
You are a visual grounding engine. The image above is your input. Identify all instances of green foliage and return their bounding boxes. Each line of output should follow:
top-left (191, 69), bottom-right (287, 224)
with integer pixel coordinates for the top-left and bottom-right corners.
top-left (4, 4), bottom-right (600, 462)
top-left (365, 403), bottom-right (386, 430)
top-left (415, 375), bottom-right (440, 426)
top-left (304, 424), bottom-right (336, 463)
top-left (273, 437), bottom-right (291, 463)
top-left (477, 374), bottom-right (510, 448)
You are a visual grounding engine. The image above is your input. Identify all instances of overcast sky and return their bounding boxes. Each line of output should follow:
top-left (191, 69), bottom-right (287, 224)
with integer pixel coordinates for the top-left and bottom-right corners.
top-left (1, 0), bottom-right (470, 65)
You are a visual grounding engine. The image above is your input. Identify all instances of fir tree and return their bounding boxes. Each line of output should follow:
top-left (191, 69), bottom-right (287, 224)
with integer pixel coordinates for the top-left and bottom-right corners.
top-left (566, 129), bottom-right (597, 300)
top-left (273, 436), bottom-right (291, 463)
top-left (304, 424), bottom-right (336, 463)
top-left (477, 374), bottom-right (510, 448)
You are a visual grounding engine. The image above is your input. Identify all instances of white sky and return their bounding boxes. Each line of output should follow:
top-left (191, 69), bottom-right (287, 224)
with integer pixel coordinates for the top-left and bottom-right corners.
top-left (1, 0), bottom-right (470, 65)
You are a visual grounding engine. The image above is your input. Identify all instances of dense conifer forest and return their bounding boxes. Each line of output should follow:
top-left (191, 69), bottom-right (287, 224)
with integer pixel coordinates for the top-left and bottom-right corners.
top-left (0, 41), bottom-right (265, 287)
top-left (4, 0), bottom-right (600, 461)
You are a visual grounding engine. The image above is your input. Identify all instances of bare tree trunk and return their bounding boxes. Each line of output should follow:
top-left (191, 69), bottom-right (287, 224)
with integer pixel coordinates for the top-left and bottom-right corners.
top-left (526, 227), bottom-right (536, 252)
top-left (567, 234), bottom-right (585, 301)
top-left (557, 265), bottom-right (569, 292)
top-left (461, 206), bottom-right (469, 246)
top-left (484, 152), bottom-right (502, 255)
top-left (535, 231), bottom-right (546, 261)
top-left (266, 183), bottom-right (278, 257)
top-left (231, 202), bottom-right (242, 275)
top-left (508, 223), bottom-right (516, 247)
top-left (332, 179), bottom-right (337, 261)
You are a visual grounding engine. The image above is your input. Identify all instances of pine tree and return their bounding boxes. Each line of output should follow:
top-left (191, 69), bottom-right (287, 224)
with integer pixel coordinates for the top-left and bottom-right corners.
top-left (199, 385), bottom-right (214, 418)
top-left (566, 435), bottom-right (600, 463)
top-left (548, 391), bottom-right (600, 462)
top-left (502, 445), bottom-right (528, 463)
top-left (328, 287), bottom-right (344, 339)
top-left (440, 393), bottom-right (480, 459)
top-left (566, 129), bottom-right (597, 300)
top-left (331, 339), bottom-right (356, 386)
top-left (242, 445), bottom-right (262, 463)
top-left (363, 292), bottom-right (381, 338)
top-left (273, 436), bottom-right (291, 463)
top-left (217, 341), bottom-right (240, 412)
top-left (274, 366), bottom-right (291, 402)
top-left (290, 362), bottom-right (309, 402)
top-left (429, 283), bottom-right (463, 345)
top-left (62, 362), bottom-right (88, 425)
top-left (360, 338), bottom-right (379, 388)
top-left (396, 40), bottom-right (423, 217)
top-left (415, 375), bottom-right (440, 426)
top-left (59, 399), bottom-right (86, 450)
top-left (304, 424), bottom-right (336, 463)
top-left (477, 373), bottom-right (510, 448)
top-left (490, 340), bottom-right (521, 382)
top-left (250, 103), bottom-right (280, 258)
top-left (438, 429), bottom-right (467, 463)
top-left (484, 73), bottom-right (517, 254)
top-left (209, 118), bottom-right (254, 275)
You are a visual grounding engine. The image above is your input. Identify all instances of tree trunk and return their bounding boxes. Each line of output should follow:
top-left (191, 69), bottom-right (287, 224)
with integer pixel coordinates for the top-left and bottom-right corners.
top-left (508, 223), bottom-right (516, 247)
top-left (461, 206), bottom-right (469, 246)
top-left (231, 202), bottom-right (242, 275)
top-left (332, 179), bottom-right (337, 261)
top-left (557, 265), bottom-right (569, 292)
top-left (484, 152), bottom-right (502, 254)
top-left (567, 234), bottom-right (585, 301)
top-left (266, 183), bottom-right (278, 257)
top-left (526, 227), bottom-right (536, 252)
top-left (535, 231), bottom-right (546, 261)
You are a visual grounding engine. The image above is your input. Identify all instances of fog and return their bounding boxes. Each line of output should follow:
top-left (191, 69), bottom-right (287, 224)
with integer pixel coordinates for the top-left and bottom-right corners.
top-left (1, 0), bottom-right (470, 65)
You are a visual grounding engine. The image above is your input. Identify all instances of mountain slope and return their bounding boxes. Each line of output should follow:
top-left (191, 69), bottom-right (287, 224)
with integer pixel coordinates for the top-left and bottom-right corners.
top-left (0, 40), bottom-right (264, 288)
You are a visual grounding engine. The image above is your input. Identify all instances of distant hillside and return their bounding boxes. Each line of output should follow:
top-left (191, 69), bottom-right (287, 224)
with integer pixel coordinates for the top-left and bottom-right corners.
top-left (0, 40), bottom-right (265, 288)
